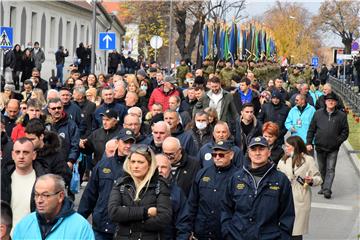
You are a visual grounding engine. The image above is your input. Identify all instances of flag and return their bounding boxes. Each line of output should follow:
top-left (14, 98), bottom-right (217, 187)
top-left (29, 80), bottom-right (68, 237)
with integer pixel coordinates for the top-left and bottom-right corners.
top-left (229, 23), bottom-right (236, 61)
top-left (223, 26), bottom-right (229, 60)
top-left (202, 25), bottom-right (208, 61)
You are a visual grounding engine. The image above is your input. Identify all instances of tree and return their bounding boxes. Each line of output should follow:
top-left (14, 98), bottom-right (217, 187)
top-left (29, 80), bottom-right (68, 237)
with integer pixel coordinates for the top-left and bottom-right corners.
top-left (263, 1), bottom-right (321, 63)
top-left (313, 0), bottom-right (360, 54)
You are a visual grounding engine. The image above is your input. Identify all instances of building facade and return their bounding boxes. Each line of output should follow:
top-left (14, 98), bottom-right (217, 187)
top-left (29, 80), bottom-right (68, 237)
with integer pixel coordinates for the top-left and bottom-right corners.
top-left (1, 1), bottom-right (125, 79)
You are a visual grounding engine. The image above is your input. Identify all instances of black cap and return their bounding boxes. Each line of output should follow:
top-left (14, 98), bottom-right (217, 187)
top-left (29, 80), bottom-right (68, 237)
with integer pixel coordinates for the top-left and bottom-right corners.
top-left (271, 90), bottom-right (282, 99)
top-left (324, 92), bottom-right (338, 101)
top-left (117, 128), bottom-right (136, 142)
top-left (100, 109), bottom-right (119, 119)
top-left (248, 136), bottom-right (269, 148)
top-left (211, 140), bottom-right (232, 151)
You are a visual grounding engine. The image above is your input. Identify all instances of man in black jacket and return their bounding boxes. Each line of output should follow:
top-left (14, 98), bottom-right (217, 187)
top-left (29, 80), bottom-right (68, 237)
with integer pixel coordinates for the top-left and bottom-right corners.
top-left (79, 109), bottom-right (121, 169)
top-left (315, 83), bottom-right (345, 111)
top-left (55, 46), bottom-right (69, 84)
top-left (162, 137), bottom-right (200, 196)
top-left (306, 93), bottom-right (349, 199)
top-left (257, 90), bottom-right (290, 144)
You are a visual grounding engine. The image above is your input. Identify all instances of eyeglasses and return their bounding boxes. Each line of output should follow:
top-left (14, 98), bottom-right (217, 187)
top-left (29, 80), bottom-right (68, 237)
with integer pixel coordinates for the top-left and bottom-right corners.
top-left (163, 150), bottom-right (179, 160)
top-left (49, 106), bottom-right (62, 111)
top-left (211, 152), bottom-right (229, 158)
top-left (130, 144), bottom-right (151, 155)
top-left (34, 191), bottom-right (61, 200)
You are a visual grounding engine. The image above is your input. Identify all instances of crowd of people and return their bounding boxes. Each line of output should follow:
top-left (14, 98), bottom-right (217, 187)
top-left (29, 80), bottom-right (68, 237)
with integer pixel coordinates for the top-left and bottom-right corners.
top-left (0, 47), bottom-right (350, 240)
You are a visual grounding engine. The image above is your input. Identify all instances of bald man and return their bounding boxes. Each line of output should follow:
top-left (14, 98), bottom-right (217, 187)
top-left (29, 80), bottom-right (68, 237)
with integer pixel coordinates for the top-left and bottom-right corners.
top-left (143, 121), bottom-right (171, 154)
top-left (162, 137), bottom-right (200, 196)
top-left (3, 99), bottom-right (20, 136)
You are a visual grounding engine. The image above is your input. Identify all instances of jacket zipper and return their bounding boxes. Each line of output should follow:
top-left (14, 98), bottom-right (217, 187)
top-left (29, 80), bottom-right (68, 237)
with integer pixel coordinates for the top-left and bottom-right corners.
top-left (243, 165), bottom-right (274, 195)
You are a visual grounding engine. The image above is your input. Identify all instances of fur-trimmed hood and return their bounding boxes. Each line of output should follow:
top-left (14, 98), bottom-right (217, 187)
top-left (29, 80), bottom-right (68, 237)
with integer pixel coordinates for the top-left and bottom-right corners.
top-left (37, 131), bottom-right (62, 157)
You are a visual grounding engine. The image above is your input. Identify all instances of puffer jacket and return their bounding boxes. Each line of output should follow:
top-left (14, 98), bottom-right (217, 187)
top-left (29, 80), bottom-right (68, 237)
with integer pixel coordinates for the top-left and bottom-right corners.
top-left (108, 173), bottom-right (172, 240)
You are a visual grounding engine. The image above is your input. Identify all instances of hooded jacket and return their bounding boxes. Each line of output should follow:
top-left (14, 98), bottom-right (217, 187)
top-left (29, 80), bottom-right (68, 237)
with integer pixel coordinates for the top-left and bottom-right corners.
top-left (36, 131), bottom-right (72, 185)
top-left (13, 197), bottom-right (94, 239)
top-left (172, 124), bottom-right (198, 156)
top-left (234, 115), bottom-right (263, 153)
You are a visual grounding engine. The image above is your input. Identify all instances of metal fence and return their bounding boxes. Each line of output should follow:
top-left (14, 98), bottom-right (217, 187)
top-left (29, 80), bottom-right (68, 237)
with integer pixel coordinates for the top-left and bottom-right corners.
top-left (328, 76), bottom-right (360, 115)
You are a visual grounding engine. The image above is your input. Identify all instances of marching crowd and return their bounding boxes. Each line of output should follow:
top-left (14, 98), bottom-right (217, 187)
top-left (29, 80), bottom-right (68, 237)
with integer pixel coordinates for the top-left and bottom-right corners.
top-left (0, 46), bottom-right (350, 240)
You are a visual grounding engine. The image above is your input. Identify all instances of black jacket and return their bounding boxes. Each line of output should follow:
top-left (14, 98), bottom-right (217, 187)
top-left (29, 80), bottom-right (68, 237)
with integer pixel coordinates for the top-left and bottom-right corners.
top-left (36, 131), bottom-right (72, 185)
top-left (269, 140), bottom-right (285, 165)
top-left (75, 99), bottom-right (96, 138)
top-left (81, 124), bottom-right (121, 165)
top-left (3, 114), bottom-right (17, 137)
top-left (187, 126), bottom-right (213, 151)
top-left (1, 161), bottom-right (46, 211)
top-left (234, 116), bottom-right (263, 153)
top-left (1, 131), bottom-right (13, 169)
top-left (170, 152), bottom-right (201, 196)
top-left (172, 124), bottom-right (199, 156)
top-left (78, 152), bottom-right (126, 234)
top-left (306, 108), bottom-right (349, 152)
top-left (55, 50), bottom-right (69, 65)
top-left (108, 173), bottom-right (172, 240)
top-left (257, 102), bottom-right (290, 143)
top-left (180, 97), bottom-right (197, 118)
top-left (33, 78), bottom-right (48, 94)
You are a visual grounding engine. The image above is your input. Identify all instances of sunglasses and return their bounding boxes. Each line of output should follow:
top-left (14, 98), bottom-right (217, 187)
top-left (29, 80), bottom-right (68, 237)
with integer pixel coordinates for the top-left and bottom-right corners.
top-left (49, 106), bottom-right (62, 111)
top-left (211, 152), bottom-right (229, 158)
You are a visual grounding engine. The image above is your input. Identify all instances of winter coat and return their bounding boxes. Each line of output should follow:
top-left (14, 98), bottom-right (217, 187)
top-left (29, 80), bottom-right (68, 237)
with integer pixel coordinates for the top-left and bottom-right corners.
top-left (171, 124), bottom-right (198, 156)
top-left (233, 89), bottom-right (261, 116)
top-left (148, 87), bottom-right (180, 111)
top-left (63, 101), bottom-right (82, 127)
top-left (277, 154), bottom-right (322, 235)
top-left (1, 160), bottom-right (46, 211)
top-left (285, 104), bottom-right (316, 143)
top-left (4, 49), bottom-right (15, 69)
top-left (257, 102), bottom-right (290, 142)
top-left (171, 152), bottom-right (201, 196)
top-left (36, 131), bottom-right (72, 185)
top-left (11, 122), bottom-right (26, 142)
top-left (1, 131), bottom-right (13, 169)
top-left (180, 97), bottom-right (197, 118)
top-left (108, 173), bottom-right (172, 240)
top-left (269, 141), bottom-right (285, 165)
top-left (51, 113), bottom-right (80, 162)
top-left (94, 102), bottom-right (127, 129)
top-left (221, 164), bottom-right (295, 240)
top-left (21, 56), bottom-right (35, 82)
top-left (179, 164), bottom-right (237, 239)
top-left (81, 124), bottom-right (121, 165)
top-left (78, 152), bottom-right (126, 234)
top-left (55, 50), bottom-right (69, 65)
top-left (187, 126), bottom-right (213, 152)
top-left (75, 99), bottom-right (96, 138)
top-left (3, 113), bottom-right (18, 137)
top-left (33, 77), bottom-right (49, 94)
top-left (306, 108), bottom-right (349, 152)
top-left (198, 141), bottom-right (244, 169)
top-left (13, 198), bottom-right (95, 239)
top-left (13, 48), bottom-right (23, 71)
top-left (234, 116), bottom-right (263, 153)
top-left (31, 48), bottom-right (45, 71)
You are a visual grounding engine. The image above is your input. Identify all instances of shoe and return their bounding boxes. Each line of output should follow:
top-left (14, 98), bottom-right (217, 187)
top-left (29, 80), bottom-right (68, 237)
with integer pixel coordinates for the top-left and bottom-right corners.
top-left (324, 190), bottom-right (332, 199)
top-left (318, 189), bottom-right (324, 195)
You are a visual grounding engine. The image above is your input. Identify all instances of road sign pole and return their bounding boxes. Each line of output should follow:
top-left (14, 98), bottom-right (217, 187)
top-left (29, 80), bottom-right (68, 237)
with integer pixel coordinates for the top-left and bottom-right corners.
top-left (343, 60), bottom-right (346, 83)
top-left (91, 0), bottom-right (96, 73)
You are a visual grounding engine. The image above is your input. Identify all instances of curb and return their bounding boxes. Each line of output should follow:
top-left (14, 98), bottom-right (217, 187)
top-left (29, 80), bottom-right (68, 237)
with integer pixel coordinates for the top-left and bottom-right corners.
top-left (343, 140), bottom-right (360, 177)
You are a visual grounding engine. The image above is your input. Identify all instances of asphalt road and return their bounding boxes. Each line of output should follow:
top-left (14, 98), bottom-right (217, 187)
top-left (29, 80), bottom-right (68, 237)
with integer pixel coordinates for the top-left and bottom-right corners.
top-left (73, 145), bottom-right (360, 239)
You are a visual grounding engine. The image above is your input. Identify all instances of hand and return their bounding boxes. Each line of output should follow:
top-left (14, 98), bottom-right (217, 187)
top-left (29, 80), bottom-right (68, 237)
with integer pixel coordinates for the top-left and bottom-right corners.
top-left (290, 127), bottom-right (297, 133)
top-left (79, 139), bottom-right (87, 148)
top-left (306, 145), bottom-right (313, 152)
top-left (304, 176), bottom-right (313, 184)
top-left (147, 207), bottom-right (157, 217)
top-left (67, 161), bottom-right (73, 170)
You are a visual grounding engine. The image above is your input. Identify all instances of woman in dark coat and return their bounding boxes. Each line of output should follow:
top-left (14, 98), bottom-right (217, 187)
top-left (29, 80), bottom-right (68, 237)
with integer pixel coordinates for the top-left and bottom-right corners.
top-left (108, 144), bottom-right (172, 240)
top-left (13, 44), bottom-right (23, 90)
top-left (20, 48), bottom-right (35, 83)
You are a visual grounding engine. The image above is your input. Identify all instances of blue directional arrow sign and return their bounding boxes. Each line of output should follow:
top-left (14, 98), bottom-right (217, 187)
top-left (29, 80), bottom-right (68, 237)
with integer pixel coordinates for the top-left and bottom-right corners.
top-left (0, 26), bottom-right (13, 49)
top-left (337, 58), bottom-right (343, 65)
top-left (311, 56), bottom-right (319, 67)
top-left (99, 32), bottom-right (116, 50)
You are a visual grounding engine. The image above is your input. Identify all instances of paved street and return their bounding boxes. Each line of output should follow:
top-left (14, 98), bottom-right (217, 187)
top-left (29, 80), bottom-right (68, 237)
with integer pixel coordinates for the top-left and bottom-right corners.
top-left (73, 145), bottom-right (360, 239)
top-left (305, 146), bottom-right (360, 240)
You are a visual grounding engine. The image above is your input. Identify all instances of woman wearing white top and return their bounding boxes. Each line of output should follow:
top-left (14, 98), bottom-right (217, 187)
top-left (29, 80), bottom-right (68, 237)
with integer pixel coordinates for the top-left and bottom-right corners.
top-left (277, 136), bottom-right (322, 240)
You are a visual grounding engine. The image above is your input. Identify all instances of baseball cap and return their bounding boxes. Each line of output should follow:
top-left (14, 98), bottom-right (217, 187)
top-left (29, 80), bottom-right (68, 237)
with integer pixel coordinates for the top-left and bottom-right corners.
top-left (211, 140), bottom-right (232, 151)
top-left (248, 136), bottom-right (269, 148)
top-left (117, 128), bottom-right (136, 142)
top-left (100, 109), bottom-right (119, 120)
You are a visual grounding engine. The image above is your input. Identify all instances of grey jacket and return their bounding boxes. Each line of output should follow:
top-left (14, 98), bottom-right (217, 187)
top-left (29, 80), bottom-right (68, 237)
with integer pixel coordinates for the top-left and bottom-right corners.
top-left (32, 48), bottom-right (45, 70)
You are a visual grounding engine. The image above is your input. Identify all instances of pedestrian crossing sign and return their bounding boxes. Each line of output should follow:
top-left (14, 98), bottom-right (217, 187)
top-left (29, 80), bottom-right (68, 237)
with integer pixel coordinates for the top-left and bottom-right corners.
top-left (0, 27), bottom-right (13, 49)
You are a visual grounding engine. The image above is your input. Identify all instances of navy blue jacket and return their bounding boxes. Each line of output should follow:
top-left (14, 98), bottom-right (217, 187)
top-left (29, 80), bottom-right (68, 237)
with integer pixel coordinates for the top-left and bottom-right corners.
top-left (93, 102), bottom-right (127, 129)
top-left (198, 141), bottom-right (244, 169)
top-left (78, 152), bottom-right (126, 234)
top-left (52, 113), bottom-right (80, 162)
top-left (172, 124), bottom-right (198, 156)
top-left (221, 164), bottom-right (295, 240)
top-left (179, 164), bottom-right (237, 239)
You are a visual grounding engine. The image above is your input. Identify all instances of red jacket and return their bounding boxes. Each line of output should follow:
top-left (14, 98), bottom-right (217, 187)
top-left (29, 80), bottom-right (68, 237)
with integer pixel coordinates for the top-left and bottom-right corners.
top-left (148, 87), bottom-right (180, 111)
top-left (11, 123), bottom-right (25, 142)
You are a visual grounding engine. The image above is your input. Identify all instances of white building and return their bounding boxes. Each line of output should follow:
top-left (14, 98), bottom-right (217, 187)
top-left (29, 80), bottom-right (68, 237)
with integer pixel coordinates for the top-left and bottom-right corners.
top-left (0, 1), bottom-right (125, 79)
